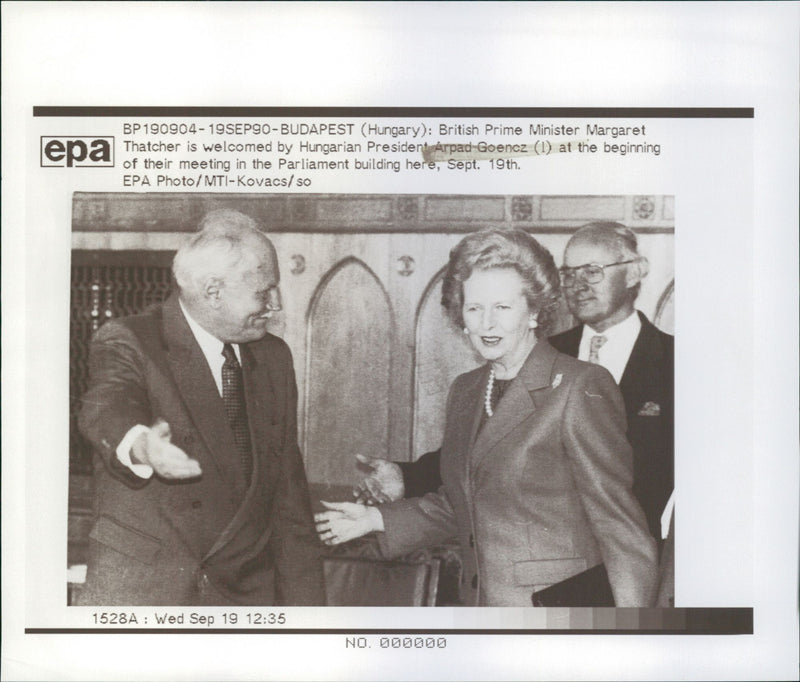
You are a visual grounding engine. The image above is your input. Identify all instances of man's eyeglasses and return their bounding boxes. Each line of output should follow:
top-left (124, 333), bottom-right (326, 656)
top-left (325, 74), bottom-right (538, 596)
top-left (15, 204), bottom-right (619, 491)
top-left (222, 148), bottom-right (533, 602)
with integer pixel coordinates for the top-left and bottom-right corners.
top-left (558, 260), bottom-right (637, 287)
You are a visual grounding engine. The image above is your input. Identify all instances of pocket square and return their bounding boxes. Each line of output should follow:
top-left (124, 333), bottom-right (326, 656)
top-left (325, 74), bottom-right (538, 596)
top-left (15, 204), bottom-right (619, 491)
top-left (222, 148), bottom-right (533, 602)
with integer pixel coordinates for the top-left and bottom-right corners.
top-left (638, 401), bottom-right (661, 416)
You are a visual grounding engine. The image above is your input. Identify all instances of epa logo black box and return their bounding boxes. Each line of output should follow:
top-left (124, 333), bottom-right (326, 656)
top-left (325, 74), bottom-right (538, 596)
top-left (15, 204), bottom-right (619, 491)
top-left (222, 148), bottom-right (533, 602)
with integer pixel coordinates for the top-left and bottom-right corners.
top-left (40, 136), bottom-right (115, 168)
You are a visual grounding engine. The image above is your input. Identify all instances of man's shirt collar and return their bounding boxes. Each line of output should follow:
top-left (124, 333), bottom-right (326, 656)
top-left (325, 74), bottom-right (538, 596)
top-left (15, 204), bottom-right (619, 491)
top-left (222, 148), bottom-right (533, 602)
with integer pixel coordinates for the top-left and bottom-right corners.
top-left (578, 310), bottom-right (641, 383)
top-left (179, 299), bottom-right (240, 394)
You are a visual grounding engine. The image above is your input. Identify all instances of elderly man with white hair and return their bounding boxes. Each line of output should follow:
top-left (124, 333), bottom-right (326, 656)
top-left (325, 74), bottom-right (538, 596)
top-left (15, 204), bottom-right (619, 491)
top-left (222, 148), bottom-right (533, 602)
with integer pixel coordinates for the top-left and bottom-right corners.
top-left (78, 209), bottom-right (324, 606)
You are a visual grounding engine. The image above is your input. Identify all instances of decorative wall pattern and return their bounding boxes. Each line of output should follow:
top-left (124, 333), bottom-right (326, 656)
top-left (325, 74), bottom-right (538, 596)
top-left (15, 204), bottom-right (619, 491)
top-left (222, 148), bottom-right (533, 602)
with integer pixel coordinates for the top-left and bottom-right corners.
top-left (73, 193), bottom-right (675, 235)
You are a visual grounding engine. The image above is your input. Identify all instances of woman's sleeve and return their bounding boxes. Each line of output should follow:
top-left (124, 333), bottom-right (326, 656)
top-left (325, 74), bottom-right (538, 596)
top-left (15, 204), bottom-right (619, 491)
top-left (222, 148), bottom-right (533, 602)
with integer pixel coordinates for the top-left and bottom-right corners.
top-left (377, 377), bottom-right (464, 558)
top-left (562, 364), bottom-right (659, 606)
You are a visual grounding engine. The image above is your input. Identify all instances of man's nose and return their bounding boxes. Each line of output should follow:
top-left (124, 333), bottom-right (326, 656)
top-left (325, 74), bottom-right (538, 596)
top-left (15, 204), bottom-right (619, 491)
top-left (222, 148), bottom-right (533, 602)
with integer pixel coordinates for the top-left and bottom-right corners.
top-left (266, 287), bottom-right (282, 312)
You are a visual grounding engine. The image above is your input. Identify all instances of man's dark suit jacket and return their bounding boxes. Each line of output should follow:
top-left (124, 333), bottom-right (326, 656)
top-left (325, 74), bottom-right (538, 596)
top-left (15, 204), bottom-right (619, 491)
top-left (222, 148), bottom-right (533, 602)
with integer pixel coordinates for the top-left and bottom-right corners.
top-left (401, 311), bottom-right (674, 545)
top-left (77, 293), bottom-right (324, 606)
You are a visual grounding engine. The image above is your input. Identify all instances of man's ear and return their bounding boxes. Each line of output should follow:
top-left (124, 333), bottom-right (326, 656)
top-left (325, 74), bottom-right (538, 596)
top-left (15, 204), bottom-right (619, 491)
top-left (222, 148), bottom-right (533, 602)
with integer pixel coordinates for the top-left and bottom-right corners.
top-left (203, 277), bottom-right (224, 307)
top-left (626, 256), bottom-right (649, 287)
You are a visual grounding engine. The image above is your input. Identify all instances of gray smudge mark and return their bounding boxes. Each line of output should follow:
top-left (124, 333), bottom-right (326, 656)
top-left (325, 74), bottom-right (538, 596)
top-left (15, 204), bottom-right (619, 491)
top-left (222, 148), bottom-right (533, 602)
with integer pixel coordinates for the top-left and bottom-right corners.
top-left (421, 139), bottom-right (589, 163)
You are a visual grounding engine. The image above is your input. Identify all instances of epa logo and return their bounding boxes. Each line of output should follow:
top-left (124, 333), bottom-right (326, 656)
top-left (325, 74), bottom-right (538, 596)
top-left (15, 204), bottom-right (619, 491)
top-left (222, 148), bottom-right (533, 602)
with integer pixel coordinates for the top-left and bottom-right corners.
top-left (40, 136), bottom-right (114, 168)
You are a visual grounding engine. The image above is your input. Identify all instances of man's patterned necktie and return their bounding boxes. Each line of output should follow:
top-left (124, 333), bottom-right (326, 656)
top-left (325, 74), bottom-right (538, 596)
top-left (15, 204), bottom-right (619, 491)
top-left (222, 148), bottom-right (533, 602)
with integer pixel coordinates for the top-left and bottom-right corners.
top-left (588, 334), bottom-right (607, 364)
top-left (221, 343), bottom-right (253, 482)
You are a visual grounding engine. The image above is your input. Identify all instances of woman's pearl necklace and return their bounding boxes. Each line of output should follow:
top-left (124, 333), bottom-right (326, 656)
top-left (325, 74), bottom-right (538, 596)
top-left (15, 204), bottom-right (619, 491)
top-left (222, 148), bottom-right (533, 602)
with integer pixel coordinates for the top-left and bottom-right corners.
top-left (484, 368), bottom-right (496, 417)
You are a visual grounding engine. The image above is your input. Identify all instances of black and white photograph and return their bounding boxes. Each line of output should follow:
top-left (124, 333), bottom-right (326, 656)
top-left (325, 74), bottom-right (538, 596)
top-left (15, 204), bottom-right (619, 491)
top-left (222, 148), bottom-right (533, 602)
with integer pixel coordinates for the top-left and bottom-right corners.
top-left (2, 2), bottom-right (798, 680)
top-left (68, 194), bottom-right (674, 609)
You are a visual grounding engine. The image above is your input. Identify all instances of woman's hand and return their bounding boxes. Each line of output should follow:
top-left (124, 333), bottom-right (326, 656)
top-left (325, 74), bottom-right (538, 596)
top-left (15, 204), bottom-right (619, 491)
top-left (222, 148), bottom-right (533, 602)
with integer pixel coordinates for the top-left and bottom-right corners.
top-left (314, 500), bottom-right (385, 545)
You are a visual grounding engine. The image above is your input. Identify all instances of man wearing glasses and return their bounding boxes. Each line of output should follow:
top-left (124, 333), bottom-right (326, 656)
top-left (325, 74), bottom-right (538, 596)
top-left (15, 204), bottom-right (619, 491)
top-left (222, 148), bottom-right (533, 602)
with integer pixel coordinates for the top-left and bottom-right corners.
top-left (356, 222), bottom-right (673, 557)
top-left (554, 221), bottom-right (674, 548)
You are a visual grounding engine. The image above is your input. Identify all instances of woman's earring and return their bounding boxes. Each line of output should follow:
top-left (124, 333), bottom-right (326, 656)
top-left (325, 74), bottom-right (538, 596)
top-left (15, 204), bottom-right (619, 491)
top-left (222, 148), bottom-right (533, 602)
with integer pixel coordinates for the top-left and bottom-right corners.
top-left (463, 328), bottom-right (469, 334)
top-left (529, 316), bottom-right (538, 329)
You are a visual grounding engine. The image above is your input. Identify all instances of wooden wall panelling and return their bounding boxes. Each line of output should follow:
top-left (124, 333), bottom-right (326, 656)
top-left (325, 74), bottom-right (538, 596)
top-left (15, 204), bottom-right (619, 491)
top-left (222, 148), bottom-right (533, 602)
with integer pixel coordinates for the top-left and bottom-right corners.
top-left (413, 267), bottom-right (482, 458)
top-left (69, 194), bottom-right (676, 478)
top-left (72, 193), bottom-right (676, 234)
top-left (655, 280), bottom-right (675, 333)
top-left (387, 232), bottom-right (467, 461)
top-left (304, 254), bottom-right (393, 487)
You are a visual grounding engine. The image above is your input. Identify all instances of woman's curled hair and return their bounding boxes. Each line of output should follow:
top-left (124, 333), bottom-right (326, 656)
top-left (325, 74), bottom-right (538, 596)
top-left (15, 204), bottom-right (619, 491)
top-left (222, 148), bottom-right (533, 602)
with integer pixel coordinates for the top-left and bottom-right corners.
top-left (441, 227), bottom-right (561, 335)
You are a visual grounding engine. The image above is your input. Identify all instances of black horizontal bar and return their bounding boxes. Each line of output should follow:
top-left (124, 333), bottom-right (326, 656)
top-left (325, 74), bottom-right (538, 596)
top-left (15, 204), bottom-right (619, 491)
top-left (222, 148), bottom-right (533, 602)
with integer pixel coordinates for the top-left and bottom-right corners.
top-left (22, 629), bottom-right (751, 635)
top-left (33, 107), bottom-right (754, 119)
top-left (26, 615), bottom-right (754, 635)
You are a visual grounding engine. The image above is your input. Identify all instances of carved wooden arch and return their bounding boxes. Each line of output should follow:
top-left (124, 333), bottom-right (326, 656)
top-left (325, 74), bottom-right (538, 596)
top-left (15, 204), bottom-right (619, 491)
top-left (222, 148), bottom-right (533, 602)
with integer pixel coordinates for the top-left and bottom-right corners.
top-left (411, 266), bottom-right (482, 457)
top-left (303, 256), bottom-right (395, 486)
top-left (654, 279), bottom-right (675, 335)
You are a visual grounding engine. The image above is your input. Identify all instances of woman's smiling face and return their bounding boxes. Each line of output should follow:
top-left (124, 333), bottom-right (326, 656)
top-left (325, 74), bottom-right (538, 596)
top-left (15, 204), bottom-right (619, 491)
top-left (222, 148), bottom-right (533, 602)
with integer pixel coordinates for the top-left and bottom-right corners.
top-left (461, 267), bottom-right (538, 372)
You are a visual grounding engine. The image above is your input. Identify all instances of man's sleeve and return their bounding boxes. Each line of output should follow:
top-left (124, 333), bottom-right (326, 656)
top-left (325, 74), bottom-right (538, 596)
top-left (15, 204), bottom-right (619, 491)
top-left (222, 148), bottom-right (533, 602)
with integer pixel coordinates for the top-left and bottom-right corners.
top-left (397, 449), bottom-right (443, 498)
top-left (562, 364), bottom-right (659, 607)
top-left (376, 487), bottom-right (460, 559)
top-left (78, 321), bottom-right (154, 488)
top-left (272, 342), bottom-right (326, 606)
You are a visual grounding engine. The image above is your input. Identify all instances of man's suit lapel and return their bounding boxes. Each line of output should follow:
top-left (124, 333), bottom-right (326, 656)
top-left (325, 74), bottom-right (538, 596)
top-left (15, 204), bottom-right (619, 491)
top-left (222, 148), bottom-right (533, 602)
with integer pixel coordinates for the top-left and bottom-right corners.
top-left (446, 368), bottom-right (485, 483)
top-left (204, 340), bottom-right (283, 561)
top-left (159, 296), bottom-right (291, 566)
top-left (162, 294), bottom-right (242, 490)
top-left (469, 341), bottom-right (557, 474)
top-left (553, 314), bottom-right (662, 411)
top-left (618, 312), bottom-right (661, 413)
top-left (241, 342), bottom-right (281, 496)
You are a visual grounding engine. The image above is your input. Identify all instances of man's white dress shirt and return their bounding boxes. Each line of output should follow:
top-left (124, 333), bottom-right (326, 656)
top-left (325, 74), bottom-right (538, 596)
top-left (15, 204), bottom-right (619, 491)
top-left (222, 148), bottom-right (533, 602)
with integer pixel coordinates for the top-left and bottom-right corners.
top-left (577, 310), bottom-right (641, 383)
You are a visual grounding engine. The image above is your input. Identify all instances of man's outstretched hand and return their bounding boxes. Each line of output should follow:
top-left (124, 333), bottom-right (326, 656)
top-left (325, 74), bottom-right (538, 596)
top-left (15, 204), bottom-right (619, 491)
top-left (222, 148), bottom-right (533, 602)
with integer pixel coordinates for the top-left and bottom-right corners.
top-left (351, 454), bottom-right (404, 505)
top-left (131, 419), bottom-right (202, 479)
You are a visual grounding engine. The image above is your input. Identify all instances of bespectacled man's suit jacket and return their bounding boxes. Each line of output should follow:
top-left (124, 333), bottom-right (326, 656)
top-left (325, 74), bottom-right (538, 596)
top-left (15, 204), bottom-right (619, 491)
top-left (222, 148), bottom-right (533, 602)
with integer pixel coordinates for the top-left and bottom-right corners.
top-left (549, 311), bottom-right (674, 544)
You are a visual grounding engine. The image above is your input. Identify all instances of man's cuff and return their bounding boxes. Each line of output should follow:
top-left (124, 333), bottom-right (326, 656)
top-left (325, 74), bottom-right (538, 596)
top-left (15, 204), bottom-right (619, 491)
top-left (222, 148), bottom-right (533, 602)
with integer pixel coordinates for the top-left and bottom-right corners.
top-left (116, 425), bottom-right (154, 479)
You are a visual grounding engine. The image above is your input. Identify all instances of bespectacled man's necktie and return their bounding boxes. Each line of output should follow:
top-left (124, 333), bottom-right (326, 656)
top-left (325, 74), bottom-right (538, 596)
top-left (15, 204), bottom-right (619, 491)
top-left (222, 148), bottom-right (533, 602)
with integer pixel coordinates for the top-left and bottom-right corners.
top-left (221, 343), bottom-right (253, 482)
top-left (588, 334), bottom-right (608, 364)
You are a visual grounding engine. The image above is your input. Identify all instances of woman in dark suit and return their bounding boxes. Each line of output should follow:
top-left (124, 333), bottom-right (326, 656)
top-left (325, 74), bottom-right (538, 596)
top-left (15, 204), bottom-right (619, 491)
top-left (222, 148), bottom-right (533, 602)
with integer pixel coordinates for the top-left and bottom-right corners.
top-left (315, 228), bottom-right (657, 606)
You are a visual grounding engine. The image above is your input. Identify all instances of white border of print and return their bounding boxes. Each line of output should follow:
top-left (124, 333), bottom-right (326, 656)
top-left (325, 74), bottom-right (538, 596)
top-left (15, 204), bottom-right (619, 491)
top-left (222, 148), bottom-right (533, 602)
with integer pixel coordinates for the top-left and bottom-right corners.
top-left (2, 3), bottom-right (798, 681)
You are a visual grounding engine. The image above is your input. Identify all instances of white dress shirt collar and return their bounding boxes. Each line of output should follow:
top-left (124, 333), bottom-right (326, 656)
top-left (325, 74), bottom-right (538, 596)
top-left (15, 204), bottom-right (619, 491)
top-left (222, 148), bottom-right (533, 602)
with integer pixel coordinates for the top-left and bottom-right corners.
top-left (179, 298), bottom-right (240, 395)
top-left (578, 310), bottom-right (641, 383)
